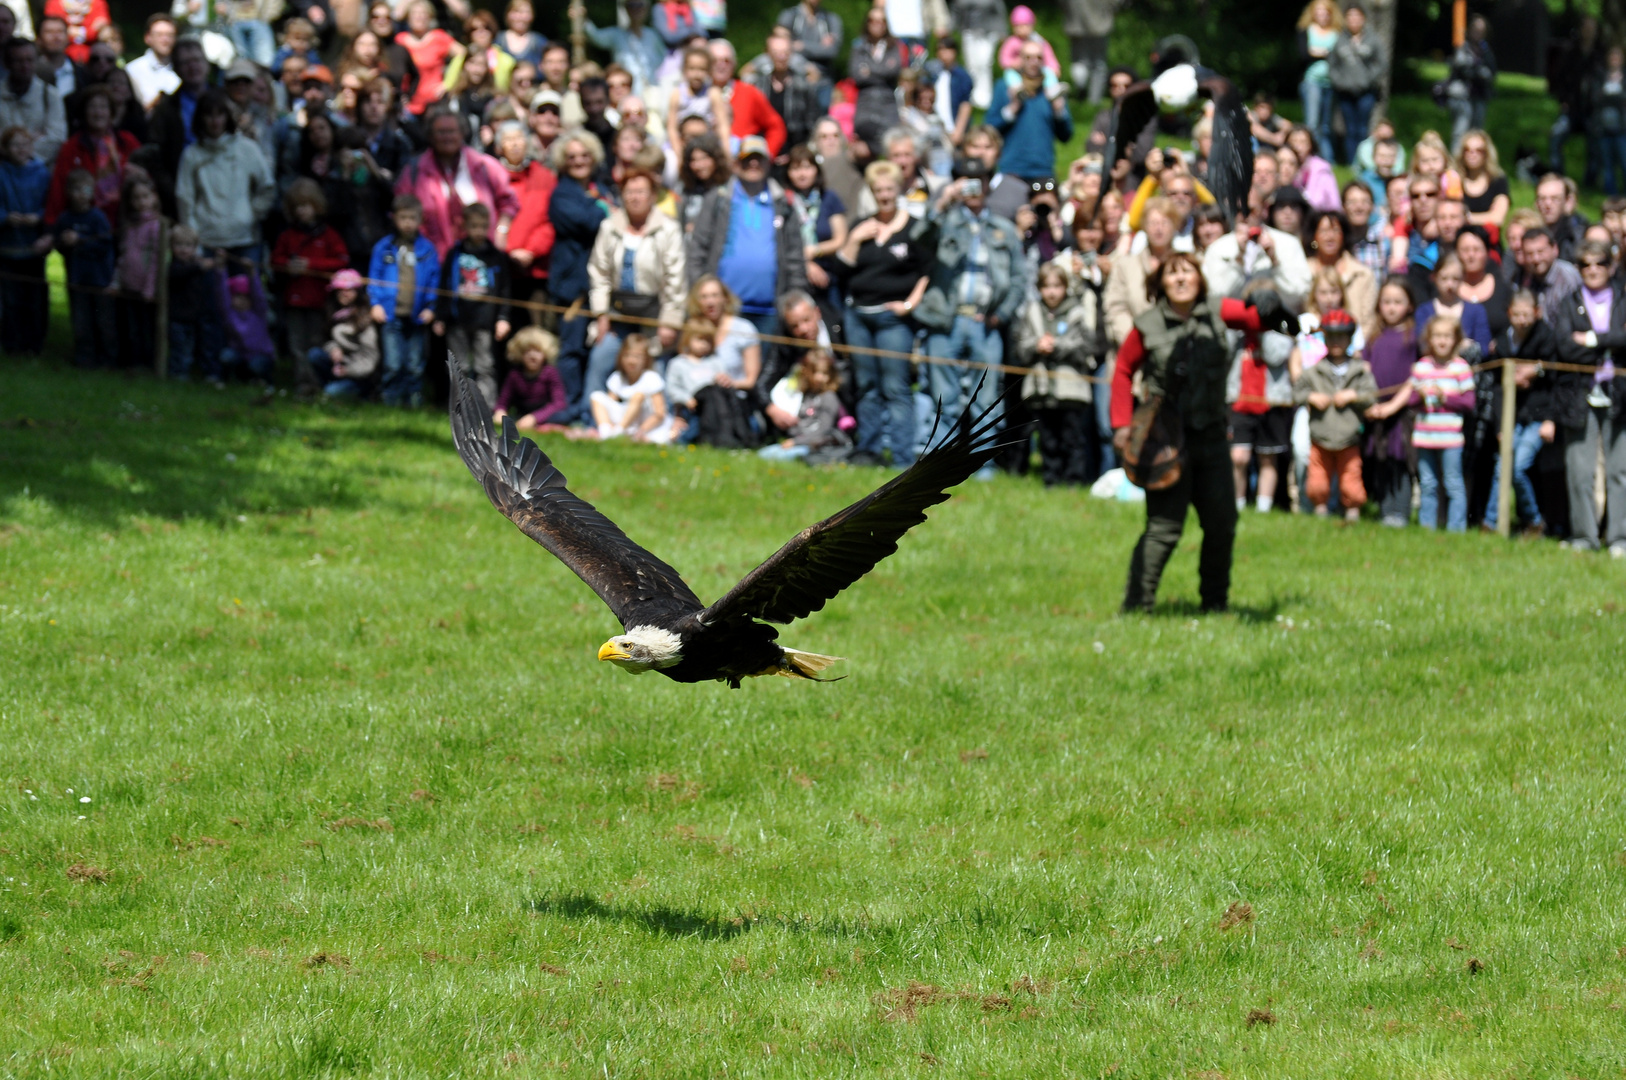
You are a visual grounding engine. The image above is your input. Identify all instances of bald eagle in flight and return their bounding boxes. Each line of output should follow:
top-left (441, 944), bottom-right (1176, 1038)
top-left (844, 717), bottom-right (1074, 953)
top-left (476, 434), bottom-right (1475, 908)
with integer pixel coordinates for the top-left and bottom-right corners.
top-left (1106, 37), bottom-right (1254, 220)
top-left (448, 365), bottom-right (1012, 688)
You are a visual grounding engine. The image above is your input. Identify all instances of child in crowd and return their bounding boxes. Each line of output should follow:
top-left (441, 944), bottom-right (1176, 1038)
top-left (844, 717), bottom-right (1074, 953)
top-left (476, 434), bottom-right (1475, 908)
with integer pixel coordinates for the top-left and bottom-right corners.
top-left (368, 193), bottom-right (440, 407)
top-left (1483, 290), bottom-right (1560, 534)
top-left (271, 178), bottom-right (352, 396)
top-left (1358, 139), bottom-right (1402, 210)
top-left (1289, 268), bottom-right (1365, 507)
top-left (0, 127), bottom-right (51, 356)
top-left (667, 46), bottom-right (728, 153)
top-left (48, 169), bottom-right (118, 370)
top-left (1410, 130), bottom-right (1462, 200)
top-left (998, 6), bottom-right (1060, 76)
top-left (1229, 282), bottom-right (1299, 512)
top-left (1295, 308), bottom-right (1378, 521)
top-left (1415, 252), bottom-right (1491, 358)
top-left (591, 335), bottom-right (671, 442)
top-left (116, 177), bottom-right (164, 370)
top-left (1018, 263), bottom-right (1097, 487)
top-left (219, 273), bottom-right (275, 385)
top-left (311, 268), bottom-right (380, 397)
top-left (1354, 117), bottom-right (1406, 175)
top-left (166, 225), bottom-right (220, 381)
top-left (1249, 92), bottom-right (1288, 149)
top-left (664, 316), bottom-right (719, 442)
top-left (1404, 315), bottom-right (1477, 531)
top-left (433, 201), bottom-right (512, 406)
top-left (494, 325), bottom-right (569, 429)
top-left (758, 350), bottom-right (849, 463)
top-left (271, 17), bottom-right (320, 75)
top-left (1362, 277), bottom-right (1422, 526)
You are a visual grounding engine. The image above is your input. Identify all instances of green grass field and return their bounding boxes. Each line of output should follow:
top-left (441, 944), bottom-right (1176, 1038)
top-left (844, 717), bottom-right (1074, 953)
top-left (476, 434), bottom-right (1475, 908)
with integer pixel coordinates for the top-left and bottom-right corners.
top-left (3, 359), bottom-right (1625, 1078)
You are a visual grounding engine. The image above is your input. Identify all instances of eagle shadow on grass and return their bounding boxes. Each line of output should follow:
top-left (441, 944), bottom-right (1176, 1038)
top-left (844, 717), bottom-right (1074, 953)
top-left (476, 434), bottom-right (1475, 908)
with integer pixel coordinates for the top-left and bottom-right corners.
top-left (526, 894), bottom-right (904, 942)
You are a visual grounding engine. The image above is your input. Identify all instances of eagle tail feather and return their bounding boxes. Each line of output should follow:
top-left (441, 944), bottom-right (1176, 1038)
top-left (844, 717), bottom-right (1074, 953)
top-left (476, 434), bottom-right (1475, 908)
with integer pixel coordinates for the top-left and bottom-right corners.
top-left (780, 648), bottom-right (846, 681)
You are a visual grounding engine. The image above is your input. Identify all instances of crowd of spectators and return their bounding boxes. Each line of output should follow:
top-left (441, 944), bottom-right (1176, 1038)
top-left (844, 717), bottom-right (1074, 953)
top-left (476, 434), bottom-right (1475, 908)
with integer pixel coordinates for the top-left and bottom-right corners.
top-left (0, 0), bottom-right (1623, 549)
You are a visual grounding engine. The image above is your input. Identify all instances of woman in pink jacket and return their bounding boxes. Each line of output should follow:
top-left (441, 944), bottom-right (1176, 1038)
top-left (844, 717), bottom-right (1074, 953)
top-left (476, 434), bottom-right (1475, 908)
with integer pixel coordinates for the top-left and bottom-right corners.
top-left (394, 110), bottom-right (522, 258)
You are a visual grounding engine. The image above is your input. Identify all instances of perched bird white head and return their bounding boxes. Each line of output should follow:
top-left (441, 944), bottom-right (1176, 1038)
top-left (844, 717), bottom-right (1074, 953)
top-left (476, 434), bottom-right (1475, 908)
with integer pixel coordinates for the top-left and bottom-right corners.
top-left (1151, 64), bottom-right (1199, 113)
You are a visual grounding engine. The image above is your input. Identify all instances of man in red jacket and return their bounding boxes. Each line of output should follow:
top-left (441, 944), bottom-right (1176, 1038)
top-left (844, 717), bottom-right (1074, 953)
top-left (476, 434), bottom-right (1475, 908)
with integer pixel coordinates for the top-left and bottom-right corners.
top-left (707, 39), bottom-right (786, 158)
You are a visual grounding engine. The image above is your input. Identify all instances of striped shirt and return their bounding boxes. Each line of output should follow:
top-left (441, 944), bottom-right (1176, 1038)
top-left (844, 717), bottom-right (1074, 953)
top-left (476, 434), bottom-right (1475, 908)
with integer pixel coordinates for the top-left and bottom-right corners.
top-left (1410, 356), bottom-right (1475, 449)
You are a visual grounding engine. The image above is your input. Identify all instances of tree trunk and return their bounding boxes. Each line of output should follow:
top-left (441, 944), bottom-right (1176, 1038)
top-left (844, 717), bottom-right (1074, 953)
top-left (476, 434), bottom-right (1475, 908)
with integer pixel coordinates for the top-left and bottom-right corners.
top-left (1369, 0), bottom-right (1398, 123)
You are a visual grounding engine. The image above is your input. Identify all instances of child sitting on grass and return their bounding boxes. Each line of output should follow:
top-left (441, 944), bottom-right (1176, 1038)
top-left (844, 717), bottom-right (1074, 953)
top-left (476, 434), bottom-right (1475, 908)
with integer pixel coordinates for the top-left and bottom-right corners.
top-left (590, 334), bottom-right (672, 442)
top-left (219, 272), bottom-right (275, 387)
top-left (1404, 315), bottom-right (1477, 531)
top-left (494, 325), bottom-right (569, 431)
top-left (1295, 308), bottom-right (1378, 521)
top-left (47, 168), bottom-right (117, 370)
top-left (310, 268), bottom-right (380, 397)
top-left (663, 317), bottom-right (720, 443)
top-left (758, 350), bottom-right (850, 463)
top-left (1483, 290), bottom-right (1559, 535)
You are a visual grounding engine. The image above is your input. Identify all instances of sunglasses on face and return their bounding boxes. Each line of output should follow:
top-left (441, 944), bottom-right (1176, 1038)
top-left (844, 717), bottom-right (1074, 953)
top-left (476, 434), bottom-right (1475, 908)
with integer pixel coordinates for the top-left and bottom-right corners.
top-left (1581, 261), bottom-right (1610, 269)
top-left (1411, 190), bottom-right (1438, 198)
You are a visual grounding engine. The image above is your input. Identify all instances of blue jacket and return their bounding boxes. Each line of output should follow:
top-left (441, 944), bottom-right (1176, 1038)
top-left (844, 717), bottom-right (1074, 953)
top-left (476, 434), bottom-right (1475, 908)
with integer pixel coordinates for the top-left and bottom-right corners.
top-left (367, 233), bottom-right (441, 321)
top-left (988, 80), bottom-right (1074, 180)
top-left (547, 175), bottom-right (608, 303)
top-left (0, 158), bottom-right (50, 258)
top-left (925, 61), bottom-right (974, 125)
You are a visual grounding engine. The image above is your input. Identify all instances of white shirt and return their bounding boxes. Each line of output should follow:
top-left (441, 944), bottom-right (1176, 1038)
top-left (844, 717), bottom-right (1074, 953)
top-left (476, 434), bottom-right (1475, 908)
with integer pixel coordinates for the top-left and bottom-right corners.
top-left (884, 0), bottom-right (925, 39)
top-left (0, 77), bottom-right (66, 163)
top-left (127, 50), bottom-right (181, 110)
top-left (607, 369), bottom-right (664, 400)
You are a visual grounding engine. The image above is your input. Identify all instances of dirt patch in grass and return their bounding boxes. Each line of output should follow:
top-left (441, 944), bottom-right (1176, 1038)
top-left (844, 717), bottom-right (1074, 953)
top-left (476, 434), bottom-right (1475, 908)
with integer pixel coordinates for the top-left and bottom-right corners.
top-left (327, 817), bottom-right (392, 832)
top-left (65, 863), bottom-right (109, 883)
top-left (303, 952), bottom-right (351, 970)
top-left (876, 982), bottom-right (944, 1022)
top-left (1246, 1008), bottom-right (1275, 1027)
top-left (1217, 901), bottom-right (1254, 932)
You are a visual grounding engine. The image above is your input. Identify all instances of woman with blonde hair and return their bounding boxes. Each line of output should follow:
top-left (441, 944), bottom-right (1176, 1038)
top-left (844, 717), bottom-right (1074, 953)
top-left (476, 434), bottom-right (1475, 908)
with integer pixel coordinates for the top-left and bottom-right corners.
top-left (1295, 0), bottom-right (1343, 162)
top-left (1455, 128), bottom-right (1509, 238)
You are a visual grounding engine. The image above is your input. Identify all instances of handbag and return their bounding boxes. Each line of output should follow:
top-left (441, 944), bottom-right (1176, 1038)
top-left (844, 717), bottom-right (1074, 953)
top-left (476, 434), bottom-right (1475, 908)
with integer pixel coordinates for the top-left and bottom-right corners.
top-left (608, 289), bottom-right (661, 330)
top-left (1122, 393), bottom-right (1185, 491)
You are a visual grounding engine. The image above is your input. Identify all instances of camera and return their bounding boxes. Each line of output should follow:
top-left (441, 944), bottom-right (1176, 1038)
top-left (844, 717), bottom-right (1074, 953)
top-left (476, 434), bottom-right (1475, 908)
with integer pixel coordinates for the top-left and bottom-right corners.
top-left (961, 178), bottom-right (982, 198)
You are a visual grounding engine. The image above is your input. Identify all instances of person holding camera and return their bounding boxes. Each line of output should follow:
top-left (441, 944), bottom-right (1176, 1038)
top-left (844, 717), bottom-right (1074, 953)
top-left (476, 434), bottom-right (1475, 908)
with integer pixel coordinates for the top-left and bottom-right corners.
top-left (987, 39), bottom-right (1074, 185)
top-left (914, 159), bottom-right (1026, 454)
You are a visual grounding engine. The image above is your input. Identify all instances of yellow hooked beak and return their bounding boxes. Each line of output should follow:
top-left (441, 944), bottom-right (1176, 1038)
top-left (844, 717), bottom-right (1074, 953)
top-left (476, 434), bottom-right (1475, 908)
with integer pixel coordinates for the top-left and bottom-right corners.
top-left (598, 641), bottom-right (631, 662)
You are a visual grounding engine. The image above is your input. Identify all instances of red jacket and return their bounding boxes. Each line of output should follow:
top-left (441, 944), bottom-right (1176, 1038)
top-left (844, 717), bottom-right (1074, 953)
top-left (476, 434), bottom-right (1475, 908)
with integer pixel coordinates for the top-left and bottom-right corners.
top-left (44, 0), bottom-right (111, 64)
top-left (1110, 298), bottom-right (1257, 430)
top-left (270, 224), bottom-right (352, 309)
top-left (44, 130), bottom-right (143, 226)
top-left (726, 79), bottom-right (787, 158)
top-left (505, 160), bottom-right (556, 282)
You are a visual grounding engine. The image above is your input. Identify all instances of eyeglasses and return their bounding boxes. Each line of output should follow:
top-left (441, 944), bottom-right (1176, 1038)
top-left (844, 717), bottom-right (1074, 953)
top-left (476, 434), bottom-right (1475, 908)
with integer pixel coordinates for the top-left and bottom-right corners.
top-left (512, 76), bottom-right (534, 85)
top-left (1580, 261), bottom-right (1610, 269)
top-left (1410, 189), bottom-right (1439, 198)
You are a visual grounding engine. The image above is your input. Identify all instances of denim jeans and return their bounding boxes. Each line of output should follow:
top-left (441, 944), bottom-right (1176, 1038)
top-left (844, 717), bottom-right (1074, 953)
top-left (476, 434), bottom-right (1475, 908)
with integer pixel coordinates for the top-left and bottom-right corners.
top-left (1335, 90), bottom-right (1376, 164)
top-left (553, 307), bottom-right (591, 420)
top-left (1299, 78), bottom-right (1335, 162)
top-left (380, 319), bottom-right (427, 406)
top-left (1095, 356), bottom-right (1116, 475)
top-left (1416, 445), bottom-right (1467, 531)
top-left (227, 19), bottom-right (275, 66)
top-left (923, 314), bottom-right (1003, 450)
top-left (585, 328), bottom-right (624, 406)
top-left (738, 310), bottom-right (779, 339)
top-left (1483, 420), bottom-right (1545, 529)
top-left (1597, 134), bottom-right (1626, 197)
top-left (846, 306), bottom-right (917, 467)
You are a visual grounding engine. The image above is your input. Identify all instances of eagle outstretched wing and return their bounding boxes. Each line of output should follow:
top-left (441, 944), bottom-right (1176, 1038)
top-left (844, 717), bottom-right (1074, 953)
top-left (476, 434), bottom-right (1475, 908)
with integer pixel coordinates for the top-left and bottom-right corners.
top-left (1105, 67), bottom-right (1253, 223)
top-left (1198, 72), bottom-right (1252, 220)
top-left (447, 364), bottom-right (705, 628)
top-left (696, 394), bottom-right (1017, 627)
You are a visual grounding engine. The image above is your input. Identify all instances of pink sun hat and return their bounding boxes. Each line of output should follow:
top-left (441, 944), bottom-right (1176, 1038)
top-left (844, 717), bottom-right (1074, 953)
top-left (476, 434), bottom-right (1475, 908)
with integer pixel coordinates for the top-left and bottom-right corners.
top-left (1010, 5), bottom-right (1036, 24)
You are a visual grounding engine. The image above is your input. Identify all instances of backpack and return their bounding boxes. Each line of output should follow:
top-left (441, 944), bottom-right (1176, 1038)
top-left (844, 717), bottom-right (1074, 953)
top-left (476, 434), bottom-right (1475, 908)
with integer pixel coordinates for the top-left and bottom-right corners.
top-left (693, 385), bottom-right (757, 448)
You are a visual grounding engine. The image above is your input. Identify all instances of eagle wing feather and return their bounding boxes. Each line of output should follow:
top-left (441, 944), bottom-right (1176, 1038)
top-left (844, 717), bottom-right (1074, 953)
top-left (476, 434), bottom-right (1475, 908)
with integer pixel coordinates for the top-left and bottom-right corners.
top-left (697, 394), bottom-right (1018, 627)
top-left (447, 364), bottom-right (705, 628)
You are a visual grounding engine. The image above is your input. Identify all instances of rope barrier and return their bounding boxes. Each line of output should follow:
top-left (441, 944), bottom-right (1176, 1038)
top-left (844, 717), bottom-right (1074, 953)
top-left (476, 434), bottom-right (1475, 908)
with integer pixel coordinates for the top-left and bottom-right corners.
top-left (9, 257), bottom-right (1614, 408)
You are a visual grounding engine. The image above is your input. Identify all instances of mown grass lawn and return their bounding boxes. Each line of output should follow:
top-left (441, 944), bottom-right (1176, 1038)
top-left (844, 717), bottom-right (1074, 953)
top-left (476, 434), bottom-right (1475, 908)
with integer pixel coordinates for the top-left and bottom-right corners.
top-left (2, 359), bottom-right (1625, 1079)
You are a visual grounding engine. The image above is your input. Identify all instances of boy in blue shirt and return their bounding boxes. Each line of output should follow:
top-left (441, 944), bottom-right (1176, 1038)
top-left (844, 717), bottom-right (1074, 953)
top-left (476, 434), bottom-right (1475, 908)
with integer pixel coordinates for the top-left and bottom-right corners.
top-left (0, 127), bottom-right (51, 355)
top-left (48, 169), bottom-right (118, 370)
top-left (368, 193), bottom-right (441, 408)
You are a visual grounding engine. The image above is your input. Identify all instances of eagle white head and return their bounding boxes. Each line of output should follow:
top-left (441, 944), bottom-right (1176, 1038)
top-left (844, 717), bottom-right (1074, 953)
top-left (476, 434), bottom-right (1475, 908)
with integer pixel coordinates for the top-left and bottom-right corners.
top-left (1151, 64), bottom-right (1199, 114)
top-left (597, 625), bottom-right (684, 673)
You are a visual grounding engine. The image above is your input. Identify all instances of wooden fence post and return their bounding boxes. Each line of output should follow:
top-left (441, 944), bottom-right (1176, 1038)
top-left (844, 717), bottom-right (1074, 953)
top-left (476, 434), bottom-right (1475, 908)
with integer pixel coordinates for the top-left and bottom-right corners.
top-left (1497, 358), bottom-right (1515, 538)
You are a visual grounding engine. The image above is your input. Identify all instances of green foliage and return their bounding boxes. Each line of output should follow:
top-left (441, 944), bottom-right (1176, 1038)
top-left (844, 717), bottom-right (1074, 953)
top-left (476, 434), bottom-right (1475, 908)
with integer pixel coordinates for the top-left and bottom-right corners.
top-left (2, 361), bottom-right (1625, 1076)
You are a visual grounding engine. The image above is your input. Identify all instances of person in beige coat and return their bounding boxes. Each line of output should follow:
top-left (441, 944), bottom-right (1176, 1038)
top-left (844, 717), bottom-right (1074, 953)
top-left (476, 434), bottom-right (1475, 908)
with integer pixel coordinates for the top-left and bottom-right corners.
top-left (585, 167), bottom-right (687, 402)
top-left (1103, 196), bottom-right (1185, 345)
top-left (1304, 207), bottom-right (1378, 339)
